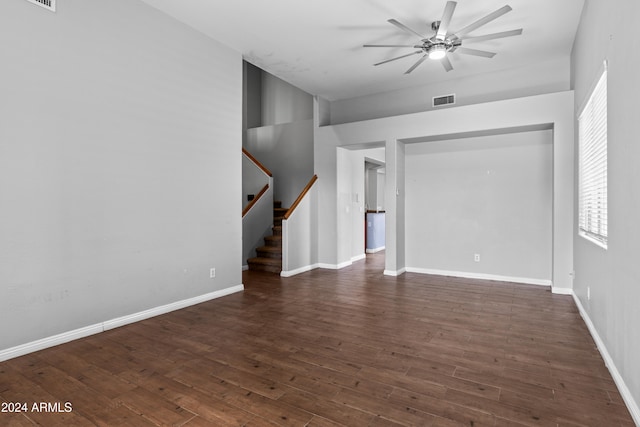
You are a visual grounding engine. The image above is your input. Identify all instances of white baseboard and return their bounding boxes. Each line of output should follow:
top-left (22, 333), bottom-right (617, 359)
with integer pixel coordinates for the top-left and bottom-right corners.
top-left (0, 284), bottom-right (244, 362)
top-left (280, 264), bottom-right (320, 277)
top-left (103, 285), bottom-right (244, 331)
top-left (366, 246), bottom-right (385, 254)
top-left (242, 264), bottom-right (249, 271)
top-left (405, 267), bottom-right (552, 287)
top-left (336, 260), bottom-right (352, 269)
top-left (572, 292), bottom-right (640, 425)
top-left (0, 324), bottom-right (104, 363)
top-left (384, 268), bottom-right (406, 277)
top-left (318, 260), bottom-right (352, 270)
top-left (551, 287), bottom-right (573, 295)
top-left (351, 254), bottom-right (366, 262)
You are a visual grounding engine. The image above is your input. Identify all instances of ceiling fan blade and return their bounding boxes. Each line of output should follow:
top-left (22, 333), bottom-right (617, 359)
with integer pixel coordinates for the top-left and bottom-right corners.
top-left (404, 55), bottom-right (428, 74)
top-left (436, 1), bottom-right (457, 40)
top-left (462, 29), bottom-right (523, 43)
top-left (457, 47), bottom-right (496, 58)
top-left (441, 56), bottom-right (454, 72)
top-left (363, 44), bottom-right (420, 48)
top-left (453, 5), bottom-right (512, 38)
top-left (374, 51), bottom-right (423, 66)
top-left (388, 19), bottom-right (426, 39)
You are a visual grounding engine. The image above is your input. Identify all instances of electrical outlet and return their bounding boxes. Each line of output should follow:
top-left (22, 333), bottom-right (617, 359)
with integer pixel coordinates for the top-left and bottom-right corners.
top-left (474, 254), bottom-right (480, 262)
top-left (210, 268), bottom-right (216, 278)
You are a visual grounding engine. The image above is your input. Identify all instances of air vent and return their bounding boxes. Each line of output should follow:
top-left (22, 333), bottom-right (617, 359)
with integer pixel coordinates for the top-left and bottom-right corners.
top-left (433, 94), bottom-right (455, 107)
top-left (25, 0), bottom-right (56, 12)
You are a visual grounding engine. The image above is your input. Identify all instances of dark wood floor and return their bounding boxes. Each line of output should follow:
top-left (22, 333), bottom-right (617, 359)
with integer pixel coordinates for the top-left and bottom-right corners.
top-left (0, 253), bottom-right (634, 426)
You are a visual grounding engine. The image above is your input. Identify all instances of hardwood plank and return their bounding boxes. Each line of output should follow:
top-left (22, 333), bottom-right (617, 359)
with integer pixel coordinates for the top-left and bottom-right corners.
top-left (304, 415), bottom-right (344, 427)
top-left (388, 386), bottom-right (497, 426)
top-left (407, 366), bottom-right (502, 401)
top-left (278, 388), bottom-right (374, 426)
top-left (38, 348), bottom-right (138, 399)
top-left (115, 386), bottom-right (196, 426)
top-left (134, 372), bottom-right (255, 425)
top-left (454, 367), bottom-right (555, 400)
top-left (356, 366), bottom-right (447, 400)
top-left (166, 363), bottom-right (315, 426)
top-left (446, 388), bottom-right (557, 426)
top-left (0, 412), bottom-right (37, 427)
top-left (332, 387), bottom-right (439, 426)
top-left (223, 390), bottom-right (315, 426)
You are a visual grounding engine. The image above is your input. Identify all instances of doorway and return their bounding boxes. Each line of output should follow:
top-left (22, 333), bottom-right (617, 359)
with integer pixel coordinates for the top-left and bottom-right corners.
top-left (336, 145), bottom-right (386, 271)
top-left (364, 159), bottom-right (386, 256)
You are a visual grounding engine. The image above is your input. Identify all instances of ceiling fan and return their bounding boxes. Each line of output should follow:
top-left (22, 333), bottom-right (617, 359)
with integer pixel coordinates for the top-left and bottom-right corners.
top-left (364, 1), bottom-right (522, 74)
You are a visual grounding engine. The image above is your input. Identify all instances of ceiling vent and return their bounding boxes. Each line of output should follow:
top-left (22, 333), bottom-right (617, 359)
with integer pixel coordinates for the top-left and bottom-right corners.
top-left (433, 94), bottom-right (455, 107)
top-left (25, 0), bottom-right (56, 12)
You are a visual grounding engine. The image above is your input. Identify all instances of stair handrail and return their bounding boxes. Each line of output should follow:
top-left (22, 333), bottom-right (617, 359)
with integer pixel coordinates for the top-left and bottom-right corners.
top-left (242, 148), bottom-right (272, 177)
top-left (284, 175), bottom-right (318, 220)
top-left (242, 183), bottom-right (269, 218)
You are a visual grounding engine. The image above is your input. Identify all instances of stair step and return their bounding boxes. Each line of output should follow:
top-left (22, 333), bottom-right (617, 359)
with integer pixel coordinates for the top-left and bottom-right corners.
top-left (274, 207), bottom-right (288, 216)
top-left (256, 245), bottom-right (282, 259)
top-left (274, 201), bottom-right (282, 209)
top-left (272, 225), bottom-right (282, 236)
top-left (247, 257), bottom-right (282, 273)
top-left (264, 235), bottom-right (282, 247)
top-left (274, 216), bottom-right (284, 226)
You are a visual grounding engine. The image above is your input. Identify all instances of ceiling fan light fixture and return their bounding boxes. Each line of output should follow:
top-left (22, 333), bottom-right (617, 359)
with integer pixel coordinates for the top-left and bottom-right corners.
top-left (428, 44), bottom-right (447, 60)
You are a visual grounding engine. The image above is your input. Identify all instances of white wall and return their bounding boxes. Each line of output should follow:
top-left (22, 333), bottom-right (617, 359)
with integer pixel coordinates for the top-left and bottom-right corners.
top-left (0, 0), bottom-right (242, 352)
top-left (242, 154), bottom-right (270, 207)
top-left (242, 182), bottom-right (273, 267)
top-left (281, 184), bottom-right (318, 276)
top-left (314, 91), bottom-right (574, 290)
top-left (335, 148), bottom-right (353, 267)
top-left (246, 120), bottom-right (314, 207)
top-left (405, 131), bottom-right (552, 282)
top-left (364, 148), bottom-right (386, 212)
top-left (366, 168), bottom-right (378, 210)
top-left (241, 153), bottom-right (273, 266)
top-left (365, 166), bottom-right (386, 212)
top-left (571, 0), bottom-right (640, 420)
top-left (349, 153), bottom-right (366, 260)
top-left (376, 171), bottom-right (386, 211)
top-left (384, 139), bottom-right (406, 275)
top-left (329, 57), bottom-right (570, 125)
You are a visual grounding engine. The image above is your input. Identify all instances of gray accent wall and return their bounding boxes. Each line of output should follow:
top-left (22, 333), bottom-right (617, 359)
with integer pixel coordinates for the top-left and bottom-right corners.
top-left (571, 0), bottom-right (640, 416)
top-left (243, 66), bottom-right (314, 208)
top-left (243, 62), bottom-right (263, 133)
top-left (0, 0), bottom-right (242, 350)
top-left (261, 72), bottom-right (313, 126)
top-left (329, 57), bottom-right (571, 125)
top-left (246, 120), bottom-right (314, 208)
top-left (405, 131), bottom-right (553, 281)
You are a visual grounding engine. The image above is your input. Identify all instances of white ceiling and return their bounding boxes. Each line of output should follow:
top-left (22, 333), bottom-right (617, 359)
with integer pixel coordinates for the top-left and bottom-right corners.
top-left (138, 0), bottom-right (584, 101)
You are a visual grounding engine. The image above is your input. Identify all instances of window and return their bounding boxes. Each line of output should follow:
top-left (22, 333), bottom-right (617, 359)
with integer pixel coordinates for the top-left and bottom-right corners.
top-left (578, 67), bottom-right (608, 248)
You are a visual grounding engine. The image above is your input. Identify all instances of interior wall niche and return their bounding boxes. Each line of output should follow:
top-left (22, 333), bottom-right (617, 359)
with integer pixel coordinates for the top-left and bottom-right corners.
top-left (405, 130), bottom-right (553, 282)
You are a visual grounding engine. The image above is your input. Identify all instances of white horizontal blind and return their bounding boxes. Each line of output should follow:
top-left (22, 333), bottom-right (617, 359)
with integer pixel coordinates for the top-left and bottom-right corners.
top-left (578, 68), bottom-right (607, 247)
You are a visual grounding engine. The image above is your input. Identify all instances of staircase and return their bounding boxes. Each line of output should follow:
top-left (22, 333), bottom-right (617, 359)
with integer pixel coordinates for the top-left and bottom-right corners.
top-left (247, 201), bottom-right (287, 273)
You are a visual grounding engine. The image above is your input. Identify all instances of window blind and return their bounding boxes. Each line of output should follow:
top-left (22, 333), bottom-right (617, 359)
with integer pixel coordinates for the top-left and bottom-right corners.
top-left (578, 68), bottom-right (607, 247)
